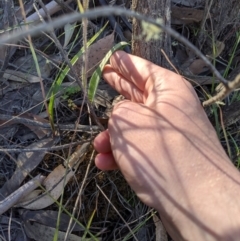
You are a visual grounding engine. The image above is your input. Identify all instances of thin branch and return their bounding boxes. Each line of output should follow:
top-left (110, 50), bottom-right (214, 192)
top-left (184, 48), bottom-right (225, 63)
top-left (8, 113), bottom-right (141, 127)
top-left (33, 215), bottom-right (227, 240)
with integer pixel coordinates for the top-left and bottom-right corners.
top-left (0, 139), bottom-right (93, 153)
top-left (0, 6), bottom-right (228, 86)
top-left (0, 114), bottom-right (100, 132)
top-left (203, 74), bottom-right (240, 106)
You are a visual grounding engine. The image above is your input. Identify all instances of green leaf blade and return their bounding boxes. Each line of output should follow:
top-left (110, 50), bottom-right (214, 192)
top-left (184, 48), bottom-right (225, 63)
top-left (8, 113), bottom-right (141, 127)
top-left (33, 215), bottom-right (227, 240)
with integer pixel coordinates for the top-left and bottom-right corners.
top-left (88, 41), bottom-right (129, 102)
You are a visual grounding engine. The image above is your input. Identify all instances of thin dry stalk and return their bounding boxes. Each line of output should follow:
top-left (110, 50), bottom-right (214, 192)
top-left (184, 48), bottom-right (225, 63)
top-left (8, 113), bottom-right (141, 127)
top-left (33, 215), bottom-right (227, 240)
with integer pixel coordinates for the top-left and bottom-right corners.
top-left (203, 74), bottom-right (240, 106)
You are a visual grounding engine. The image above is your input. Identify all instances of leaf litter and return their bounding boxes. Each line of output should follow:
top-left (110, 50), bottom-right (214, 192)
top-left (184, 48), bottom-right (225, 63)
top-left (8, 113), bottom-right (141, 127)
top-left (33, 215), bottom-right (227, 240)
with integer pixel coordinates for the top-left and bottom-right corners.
top-left (15, 142), bottom-right (90, 209)
top-left (0, 175), bottom-right (45, 215)
top-left (20, 209), bottom-right (84, 232)
top-left (73, 33), bottom-right (114, 78)
top-left (0, 138), bottom-right (54, 199)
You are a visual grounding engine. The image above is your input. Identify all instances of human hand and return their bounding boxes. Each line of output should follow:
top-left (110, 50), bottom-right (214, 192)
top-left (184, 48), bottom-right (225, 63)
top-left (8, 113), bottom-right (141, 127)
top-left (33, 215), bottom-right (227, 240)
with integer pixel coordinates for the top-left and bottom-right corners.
top-left (94, 51), bottom-right (240, 240)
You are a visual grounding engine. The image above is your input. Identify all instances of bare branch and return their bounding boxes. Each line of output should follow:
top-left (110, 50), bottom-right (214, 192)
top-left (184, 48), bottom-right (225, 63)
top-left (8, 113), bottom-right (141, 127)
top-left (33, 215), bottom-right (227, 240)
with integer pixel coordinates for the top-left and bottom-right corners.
top-left (0, 139), bottom-right (93, 153)
top-left (0, 6), bottom-right (228, 86)
top-left (0, 114), bottom-right (100, 132)
top-left (203, 74), bottom-right (240, 106)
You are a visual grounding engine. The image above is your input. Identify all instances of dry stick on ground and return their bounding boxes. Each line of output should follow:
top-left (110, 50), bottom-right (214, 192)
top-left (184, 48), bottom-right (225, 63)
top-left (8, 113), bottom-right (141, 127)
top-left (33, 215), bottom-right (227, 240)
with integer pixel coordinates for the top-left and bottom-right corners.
top-left (26, 0), bottom-right (74, 23)
top-left (0, 139), bottom-right (93, 153)
top-left (0, 114), bottom-right (100, 132)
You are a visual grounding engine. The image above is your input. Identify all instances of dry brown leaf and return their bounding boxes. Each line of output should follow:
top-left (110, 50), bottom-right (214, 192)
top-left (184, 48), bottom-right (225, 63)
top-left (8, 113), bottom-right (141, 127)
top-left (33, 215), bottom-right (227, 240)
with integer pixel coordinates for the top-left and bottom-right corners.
top-left (188, 41), bottom-right (225, 75)
top-left (24, 113), bottom-right (50, 139)
top-left (0, 113), bottom-right (50, 139)
top-left (208, 41), bottom-right (225, 59)
top-left (18, 190), bottom-right (42, 203)
top-left (172, 6), bottom-right (206, 24)
top-left (188, 58), bottom-right (209, 75)
top-left (24, 221), bottom-right (95, 241)
top-left (0, 138), bottom-right (54, 200)
top-left (16, 165), bottom-right (73, 209)
top-left (20, 210), bottom-right (84, 232)
top-left (3, 69), bottom-right (43, 83)
top-left (16, 142), bottom-right (90, 209)
top-left (73, 33), bottom-right (115, 78)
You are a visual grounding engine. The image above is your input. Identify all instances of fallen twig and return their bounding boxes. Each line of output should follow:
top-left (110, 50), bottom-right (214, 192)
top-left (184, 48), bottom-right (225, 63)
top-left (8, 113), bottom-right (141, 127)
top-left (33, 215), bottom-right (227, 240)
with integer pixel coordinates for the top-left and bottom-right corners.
top-left (0, 114), bottom-right (100, 132)
top-left (0, 175), bottom-right (45, 215)
top-left (0, 139), bottom-right (93, 153)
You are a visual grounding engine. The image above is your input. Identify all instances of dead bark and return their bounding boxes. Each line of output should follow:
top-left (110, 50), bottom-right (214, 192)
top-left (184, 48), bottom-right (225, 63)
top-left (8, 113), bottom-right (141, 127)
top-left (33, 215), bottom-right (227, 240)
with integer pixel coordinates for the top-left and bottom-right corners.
top-left (131, 0), bottom-right (172, 68)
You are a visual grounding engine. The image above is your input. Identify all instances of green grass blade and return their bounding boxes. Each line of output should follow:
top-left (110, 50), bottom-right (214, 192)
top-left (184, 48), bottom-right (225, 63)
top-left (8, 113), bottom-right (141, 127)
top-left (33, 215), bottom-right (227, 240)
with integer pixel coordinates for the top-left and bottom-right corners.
top-left (88, 42), bottom-right (129, 102)
top-left (48, 22), bottom-right (108, 128)
top-left (82, 208), bottom-right (96, 240)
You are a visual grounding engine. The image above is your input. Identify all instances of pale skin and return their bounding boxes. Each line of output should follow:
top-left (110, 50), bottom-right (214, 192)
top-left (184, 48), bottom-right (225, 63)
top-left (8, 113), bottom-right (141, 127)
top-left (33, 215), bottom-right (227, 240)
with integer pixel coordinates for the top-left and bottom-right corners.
top-left (93, 51), bottom-right (240, 241)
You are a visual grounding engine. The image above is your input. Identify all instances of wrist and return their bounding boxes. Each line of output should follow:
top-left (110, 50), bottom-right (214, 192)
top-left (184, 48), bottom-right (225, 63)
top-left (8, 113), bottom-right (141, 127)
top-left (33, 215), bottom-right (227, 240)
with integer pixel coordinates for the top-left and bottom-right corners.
top-left (157, 160), bottom-right (240, 241)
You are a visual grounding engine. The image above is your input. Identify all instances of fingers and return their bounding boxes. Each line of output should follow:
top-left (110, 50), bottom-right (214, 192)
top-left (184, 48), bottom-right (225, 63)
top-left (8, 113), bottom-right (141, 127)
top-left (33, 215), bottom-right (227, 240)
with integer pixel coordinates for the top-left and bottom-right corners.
top-left (94, 131), bottom-right (118, 170)
top-left (95, 152), bottom-right (118, 170)
top-left (93, 130), bottom-right (111, 153)
top-left (103, 65), bottom-right (144, 102)
top-left (105, 50), bottom-right (164, 91)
